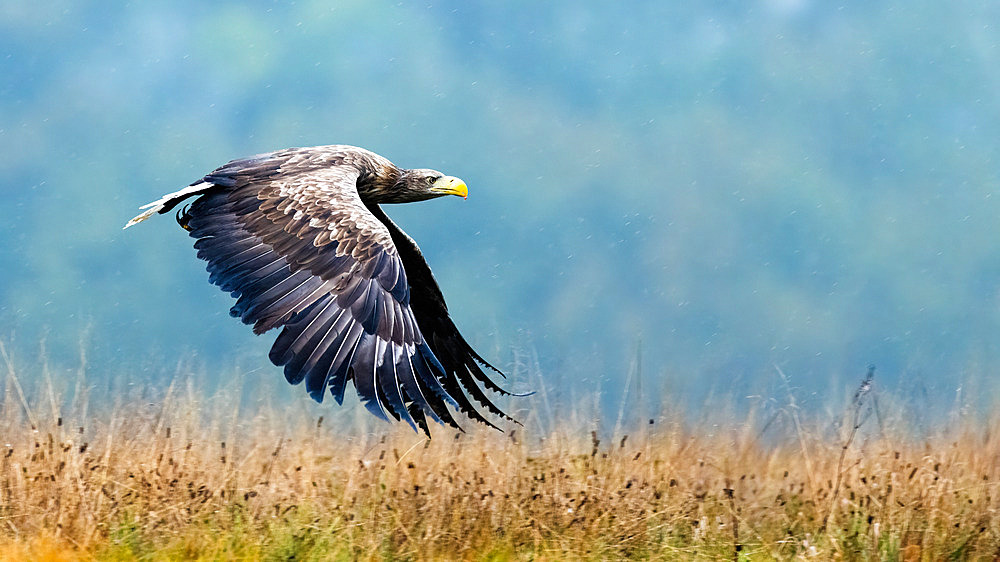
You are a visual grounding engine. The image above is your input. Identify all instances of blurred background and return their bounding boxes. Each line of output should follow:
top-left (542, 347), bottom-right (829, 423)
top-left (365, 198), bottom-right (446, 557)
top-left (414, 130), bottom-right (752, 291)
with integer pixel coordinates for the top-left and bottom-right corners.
top-left (2, 1), bottom-right (999, 421)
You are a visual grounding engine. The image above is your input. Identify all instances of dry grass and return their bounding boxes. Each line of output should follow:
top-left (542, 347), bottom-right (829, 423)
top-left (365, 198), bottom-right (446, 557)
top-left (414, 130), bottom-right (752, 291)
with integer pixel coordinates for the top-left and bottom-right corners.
top-left (3, 348), bottom-right (1000, 560)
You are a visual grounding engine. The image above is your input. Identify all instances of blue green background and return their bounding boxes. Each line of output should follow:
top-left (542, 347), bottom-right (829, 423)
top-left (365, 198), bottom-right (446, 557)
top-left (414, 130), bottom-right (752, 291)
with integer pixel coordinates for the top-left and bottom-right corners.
top-left (2, 1), bottom-right (999, 416)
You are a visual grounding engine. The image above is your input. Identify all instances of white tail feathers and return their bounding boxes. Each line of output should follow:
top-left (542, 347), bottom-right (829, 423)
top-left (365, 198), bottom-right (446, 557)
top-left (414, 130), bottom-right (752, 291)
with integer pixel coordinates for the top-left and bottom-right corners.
top-left (123, 207), bottom-right (159, 229)
top-left (123, 182), bottom-right (214, 229)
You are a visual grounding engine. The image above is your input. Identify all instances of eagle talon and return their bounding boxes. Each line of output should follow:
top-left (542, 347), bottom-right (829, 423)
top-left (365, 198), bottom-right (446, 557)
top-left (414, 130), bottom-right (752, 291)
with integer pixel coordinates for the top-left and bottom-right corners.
top-left (175, 204), bottom-right (192, 231)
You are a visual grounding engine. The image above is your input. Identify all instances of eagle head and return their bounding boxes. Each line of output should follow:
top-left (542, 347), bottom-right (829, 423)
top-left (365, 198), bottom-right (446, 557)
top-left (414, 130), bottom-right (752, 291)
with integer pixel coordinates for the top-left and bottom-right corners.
top-left (374, 168), bottom-right (467, 203)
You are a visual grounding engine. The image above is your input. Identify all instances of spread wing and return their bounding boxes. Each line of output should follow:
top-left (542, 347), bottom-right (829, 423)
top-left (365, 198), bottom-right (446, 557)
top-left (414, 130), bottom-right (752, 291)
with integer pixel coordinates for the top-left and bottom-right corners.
top-left (178, 154), bottom-right (467, 433)
top-left (369, 204), bottom-right (519, 428)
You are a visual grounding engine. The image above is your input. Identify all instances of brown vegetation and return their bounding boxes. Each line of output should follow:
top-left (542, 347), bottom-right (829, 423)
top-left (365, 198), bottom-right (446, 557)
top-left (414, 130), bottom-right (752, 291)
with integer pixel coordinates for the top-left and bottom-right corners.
top-left (2, 349), bottom-right (1000, 560)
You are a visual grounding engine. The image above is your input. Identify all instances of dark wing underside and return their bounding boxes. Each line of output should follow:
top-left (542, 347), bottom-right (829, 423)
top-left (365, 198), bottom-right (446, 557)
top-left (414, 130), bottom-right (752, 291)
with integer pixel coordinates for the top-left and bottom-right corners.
top-left (169, 148), bottom-right (510, 432)
top-left (367, 204), bottom-right (518, 427)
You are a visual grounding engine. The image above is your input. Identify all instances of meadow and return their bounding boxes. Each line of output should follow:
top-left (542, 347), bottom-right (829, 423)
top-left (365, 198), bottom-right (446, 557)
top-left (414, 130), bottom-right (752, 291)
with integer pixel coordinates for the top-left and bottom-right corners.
top-left (2, 345), bottom-right (1000, 561)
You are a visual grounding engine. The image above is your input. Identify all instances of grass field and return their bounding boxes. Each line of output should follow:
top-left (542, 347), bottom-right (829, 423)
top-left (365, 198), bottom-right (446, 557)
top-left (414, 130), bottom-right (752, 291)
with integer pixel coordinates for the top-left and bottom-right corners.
top-left (3, 347), bottom-right (1000, 560)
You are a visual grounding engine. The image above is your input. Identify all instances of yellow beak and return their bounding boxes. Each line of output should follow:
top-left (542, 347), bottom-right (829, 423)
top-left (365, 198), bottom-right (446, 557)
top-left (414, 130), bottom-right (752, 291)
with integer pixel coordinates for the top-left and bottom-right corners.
top-left (431, 176), bottom-right (468, 199)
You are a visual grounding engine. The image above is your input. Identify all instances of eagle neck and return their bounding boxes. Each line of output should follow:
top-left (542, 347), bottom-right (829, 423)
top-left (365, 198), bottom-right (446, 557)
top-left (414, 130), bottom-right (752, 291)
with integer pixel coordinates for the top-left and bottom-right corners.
top-left (356, 163), bottom-right (400, 204)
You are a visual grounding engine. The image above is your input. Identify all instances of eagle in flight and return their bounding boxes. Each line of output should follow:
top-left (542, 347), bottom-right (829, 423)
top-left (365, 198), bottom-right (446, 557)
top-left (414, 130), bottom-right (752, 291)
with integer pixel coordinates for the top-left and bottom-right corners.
top-left (125, 145), bottom-right (514, 434)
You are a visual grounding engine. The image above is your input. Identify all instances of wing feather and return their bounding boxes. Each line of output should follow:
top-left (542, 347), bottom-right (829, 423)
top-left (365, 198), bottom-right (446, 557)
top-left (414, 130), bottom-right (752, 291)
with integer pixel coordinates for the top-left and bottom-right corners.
top-left (276, 295), bottom-right (341, 384)
top-left (367, 203), bottom-right (515, 428)
top-left (327, 321), bottom-right (365, 403)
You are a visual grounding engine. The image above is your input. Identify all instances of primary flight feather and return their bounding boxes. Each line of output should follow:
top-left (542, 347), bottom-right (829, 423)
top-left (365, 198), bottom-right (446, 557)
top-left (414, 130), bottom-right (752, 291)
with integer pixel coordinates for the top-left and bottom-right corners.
top-left (125, 145), bottom-right (513, 434)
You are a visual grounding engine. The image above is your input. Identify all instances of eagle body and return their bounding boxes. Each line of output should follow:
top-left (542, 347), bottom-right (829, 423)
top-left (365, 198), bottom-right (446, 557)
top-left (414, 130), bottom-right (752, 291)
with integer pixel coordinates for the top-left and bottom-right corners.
top-left (126, 145), bottom-right (511, 433)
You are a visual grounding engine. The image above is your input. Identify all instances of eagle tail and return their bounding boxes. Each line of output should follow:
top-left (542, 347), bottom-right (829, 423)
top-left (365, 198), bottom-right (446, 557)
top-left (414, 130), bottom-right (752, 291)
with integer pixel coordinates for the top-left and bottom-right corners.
top-left (123, 181), bottom-right (216, 229)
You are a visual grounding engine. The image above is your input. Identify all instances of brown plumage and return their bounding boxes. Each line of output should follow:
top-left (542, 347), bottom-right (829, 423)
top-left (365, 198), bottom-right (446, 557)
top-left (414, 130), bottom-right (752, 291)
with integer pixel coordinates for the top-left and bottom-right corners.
top-left (125, 145), bottom-right (514, 433)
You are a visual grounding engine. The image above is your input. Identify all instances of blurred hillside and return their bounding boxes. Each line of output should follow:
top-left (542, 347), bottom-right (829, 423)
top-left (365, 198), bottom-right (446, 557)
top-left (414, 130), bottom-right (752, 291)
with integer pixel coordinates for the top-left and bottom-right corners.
top-left (1, 1), bottom-right (999, 412)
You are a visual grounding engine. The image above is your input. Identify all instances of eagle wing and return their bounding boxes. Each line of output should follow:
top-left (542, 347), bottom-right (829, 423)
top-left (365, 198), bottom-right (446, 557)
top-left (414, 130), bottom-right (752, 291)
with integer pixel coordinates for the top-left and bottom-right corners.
top-left (369, 205), bottom-right (518, 428)
top-left (181, 153), bottom-right (465, 432)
